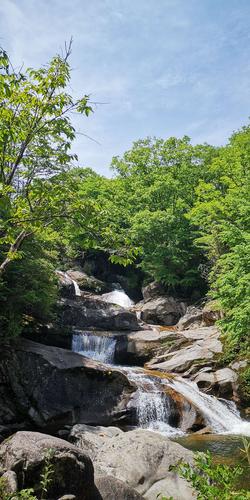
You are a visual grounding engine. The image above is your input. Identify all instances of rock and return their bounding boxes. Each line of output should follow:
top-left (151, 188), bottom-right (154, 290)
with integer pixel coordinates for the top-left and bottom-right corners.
top-left (0, 339), bottom-right (136, 429)
top-left (142, 281), bottom-right (166, 301)
top-left (0, 431), bottom-right (99, 500)
top-left (95, 476), bottom-right (143, 499)
top-left (202, 301), bottom-right (222, 326)
top-left (58, 297), bottom-right (140, 331)
top-left (66, 269), bottom-right (108, 294)
top-left (193, 367), bottom-right (239, 400)
top-left (177, 306), bottom-right (203, 330)
top-left (141, 297), bottom-right (186, 326)
top-left (230, 360), bottom-right (248, 371)
top-left (148, 327), bottom-right (222, 373)
top-left (115, 329), bottom-right (173, 365)
top-left (56, 271), bottom-right (77, 299)
top-left (1, 470), bottom-right (18, 494)
top-left (70, 426), bottom-right (195, 499)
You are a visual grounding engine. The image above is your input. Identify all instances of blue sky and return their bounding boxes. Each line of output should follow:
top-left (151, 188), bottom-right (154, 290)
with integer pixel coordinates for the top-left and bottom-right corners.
top-left (0, 0), bottom-right (250, 176)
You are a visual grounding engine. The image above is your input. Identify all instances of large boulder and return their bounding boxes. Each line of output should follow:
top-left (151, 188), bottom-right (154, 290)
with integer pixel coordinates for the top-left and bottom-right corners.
top-left (58, 297), bottom-right (139, 331)
top-left (0, 431), bottom-right (98, 499)
top-left (193, 367), bottom-right (239, 401)
top-left (142, 281), bottom-right (166, 301)
top-left (0, 339), bottom-right (136, 430)
top-left (147, 327), bottom-right (222, 373)
top-left (66, 270), bottom-right (108, 294)
top-left (70, 426), bottom-right (195, 500)
top-left (140, 297), bottom-right (186, 326)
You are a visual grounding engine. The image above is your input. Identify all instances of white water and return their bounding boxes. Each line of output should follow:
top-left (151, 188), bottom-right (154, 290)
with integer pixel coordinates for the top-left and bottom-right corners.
top-left (123, 367), bottom-right (184, 436)
top-left (72, 331), bottom-right (250, 437)
top-left (168, 377), bottom-right (250, 436)
top-left (72, 332), bottom-right (117, 363)
top-left (56, 270), bottom-right (82, 297)
top-left (101, 289), bottom-right (134, 309)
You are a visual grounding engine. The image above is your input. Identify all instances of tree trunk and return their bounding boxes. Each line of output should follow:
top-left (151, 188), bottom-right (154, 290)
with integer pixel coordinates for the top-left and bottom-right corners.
top-left (0, 230), bottom-right (31, 276)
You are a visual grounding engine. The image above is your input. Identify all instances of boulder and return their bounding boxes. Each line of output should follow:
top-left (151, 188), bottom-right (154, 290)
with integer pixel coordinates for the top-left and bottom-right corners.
top-left (141, 297), bottom-right (186, 326)
top-left (177, 306), bottom-right (203, 330)
top-left (148, 327), bottom-right (222, 373)
top-left (0, 431), bottom-right (98, 500)
top-left (70, 426), bottom-right (195, 500)
top-left (58, 297), bottom-right (140, 331)
top-left (142, 281), bottom-right (166, 301)
top-left (56, 271), bottom-right (77, 299)
top-left (95, 476), bottom-right (143, 499)
top-left (0, 339), bottom-right (136, 430)
top-left (66, 269), bottom-right (108, 294)
top-left (193, 367), bottom-right (239, 400)
top-left (202, 301), bottom-right (223, 326)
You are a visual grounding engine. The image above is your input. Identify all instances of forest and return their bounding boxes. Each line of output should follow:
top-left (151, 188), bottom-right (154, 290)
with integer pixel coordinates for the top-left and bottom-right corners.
top-left (0, 48), bottom-right (249, 396)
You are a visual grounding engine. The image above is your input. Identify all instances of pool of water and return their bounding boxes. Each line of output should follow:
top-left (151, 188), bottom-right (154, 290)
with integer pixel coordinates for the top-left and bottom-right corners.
top-left (175, 433), bottom-right (250, 489)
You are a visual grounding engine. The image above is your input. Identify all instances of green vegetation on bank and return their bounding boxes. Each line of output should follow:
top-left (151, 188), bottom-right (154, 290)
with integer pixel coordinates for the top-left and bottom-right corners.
top-left (0, 49), bottom-right (249, 397)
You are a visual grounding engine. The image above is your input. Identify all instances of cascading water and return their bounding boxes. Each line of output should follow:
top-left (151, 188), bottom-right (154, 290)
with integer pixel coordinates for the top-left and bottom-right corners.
top-left (167, 377), bottom-right (250, 436)
top-left (72, 331), bottom-right (250, 437)
top-left (123, 368), bottom-right (184, 436)
top-left (101, 287), bottom-right (134, 309)
top-left (72, 332), bottom-right (117, 364)
top-left (72, 332), bottom-right (180, 435)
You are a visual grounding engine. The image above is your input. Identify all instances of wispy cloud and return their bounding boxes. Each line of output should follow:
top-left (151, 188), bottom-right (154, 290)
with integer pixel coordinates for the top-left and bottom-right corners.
top-left (0, 0), bottom-right (249, 175)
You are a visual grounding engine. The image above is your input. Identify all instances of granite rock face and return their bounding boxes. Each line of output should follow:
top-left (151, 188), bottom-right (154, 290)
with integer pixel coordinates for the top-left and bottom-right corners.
top-left (69, 426), bottom-right (195, 500)
top-left (0, 431), bottom-right (98, 500)
top-left (0, 338), bottom-right (136, 430)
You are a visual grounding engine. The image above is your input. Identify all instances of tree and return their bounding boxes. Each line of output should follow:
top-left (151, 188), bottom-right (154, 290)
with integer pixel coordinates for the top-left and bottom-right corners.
top-left (111, 136), bottom-right (216, 293)
top-left (0, 43), bottom-right (92, 275)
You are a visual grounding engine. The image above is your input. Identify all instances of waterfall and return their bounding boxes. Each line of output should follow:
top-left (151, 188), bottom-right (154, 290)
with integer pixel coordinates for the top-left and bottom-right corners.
top-left (101, 289), bottom-right (134, 308)
top-left (56, 270), bottom-right (82, 297)
top-left (167, 377), bottom-right (250, 436)
top-left (72, 330), bottom-right (250, 438)
top-left (72, 332), bottom-right (117, 364)
top-left (124, 368), bottom-right (184, 436)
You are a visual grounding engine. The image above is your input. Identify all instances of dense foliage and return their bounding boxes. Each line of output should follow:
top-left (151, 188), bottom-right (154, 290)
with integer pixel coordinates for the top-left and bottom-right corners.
top-left (0, 48), bottom-right (249, 395)
top-left (160, 450), bottom-right (250, 500)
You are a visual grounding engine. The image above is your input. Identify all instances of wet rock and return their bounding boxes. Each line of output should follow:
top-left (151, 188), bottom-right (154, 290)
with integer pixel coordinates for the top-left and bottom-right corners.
top-left (58, 297), bottom-right (140, 331)
top-left (70, 427), bottom-right (195, 500)
top-left (0, 339), bottom-right (136, 429)
top-left (141, 296), bottom-right (186, 326)
top-left (0, 431), bottom-right (98, 500)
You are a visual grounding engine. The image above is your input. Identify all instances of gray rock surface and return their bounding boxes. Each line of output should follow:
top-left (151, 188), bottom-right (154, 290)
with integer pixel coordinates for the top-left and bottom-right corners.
top-left (0, 339), bottom-right (136, 429)
top-left (0, 431), bottom-right (98, 500)
top-left (58, 297), bottom-right (139, 331)
top-left (70, 426), bottom-right (195, 500)
top-left (66, 269), bottom-right (108, 294)
top-left (148, 327), bottom-right (222, 373)
top-left (95, 475), bottom-right (143, 499)
top-left (140, 296), bottom-right (186, 326)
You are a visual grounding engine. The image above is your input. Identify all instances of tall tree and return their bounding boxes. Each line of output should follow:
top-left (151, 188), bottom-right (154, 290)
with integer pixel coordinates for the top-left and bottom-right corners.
top-left (0, 43), bottom-right (92, 274)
